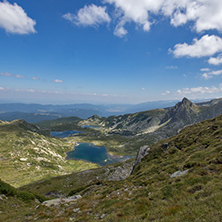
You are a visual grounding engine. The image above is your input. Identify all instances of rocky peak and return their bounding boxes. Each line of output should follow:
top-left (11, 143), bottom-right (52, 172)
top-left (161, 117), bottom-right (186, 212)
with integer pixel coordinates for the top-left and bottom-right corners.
top-left (177, 97), bottom-right (196, 110)
top-left (160, 98), bottom-right (198, 124)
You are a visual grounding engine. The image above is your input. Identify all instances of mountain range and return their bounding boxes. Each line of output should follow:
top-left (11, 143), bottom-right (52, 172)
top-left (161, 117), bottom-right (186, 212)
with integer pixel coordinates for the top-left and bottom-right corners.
top-left (80, 97), bottom-right (222, 139)
top-left (0, 100), bottom-right (183, 123)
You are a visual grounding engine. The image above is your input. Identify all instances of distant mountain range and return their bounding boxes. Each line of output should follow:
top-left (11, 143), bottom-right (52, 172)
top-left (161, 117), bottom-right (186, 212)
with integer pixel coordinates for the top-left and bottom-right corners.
top-left (80, 97), bottom-right (222, 138)
top-left (0, 100), bottom-right (183, 123)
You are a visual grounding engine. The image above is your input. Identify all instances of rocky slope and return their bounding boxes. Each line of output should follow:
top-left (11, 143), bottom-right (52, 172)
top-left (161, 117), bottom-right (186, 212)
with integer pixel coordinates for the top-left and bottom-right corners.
top-left (79, 97), bottom-right (222, 137)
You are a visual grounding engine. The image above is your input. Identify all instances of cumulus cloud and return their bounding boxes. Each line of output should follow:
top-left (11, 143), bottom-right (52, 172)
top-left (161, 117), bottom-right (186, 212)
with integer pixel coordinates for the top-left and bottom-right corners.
top-left (104, 0), bottom-right (159, 37)
top-left (0, 0), bottom-right (36, 34)
top-left (177, 85), bottom-right (222, 95)
top-left (202, 70), bottom-right (222, 80)
top-left (63, 4), bottom-right (111, 27)
top-left (54, 79), bottom-right (63, 83)
top-left (64, 1), bottom-right (222, 37)
top-left (104, 0), bottom-right (222, 37)
top-left (168, 0), bottom-right (222, 32)
top-left (208, 54), bottom-right (222, 65)
top-left (114, 25), bottom-right (128, 38)
top-left (171, 35), bottom-right (222, 58)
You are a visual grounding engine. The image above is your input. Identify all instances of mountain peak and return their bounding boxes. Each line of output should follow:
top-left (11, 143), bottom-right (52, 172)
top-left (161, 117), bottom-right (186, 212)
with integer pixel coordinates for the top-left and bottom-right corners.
top-left (181, 97), bottom-right (194, 105)
top-left (182, 97), bottom-right (190, 103)
top-left (160, 97), bottom-right (198, 124)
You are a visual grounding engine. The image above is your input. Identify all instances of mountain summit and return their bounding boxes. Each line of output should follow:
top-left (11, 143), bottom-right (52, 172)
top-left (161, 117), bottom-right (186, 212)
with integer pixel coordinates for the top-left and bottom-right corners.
top-left (161, 97), bottom-right (198, 124)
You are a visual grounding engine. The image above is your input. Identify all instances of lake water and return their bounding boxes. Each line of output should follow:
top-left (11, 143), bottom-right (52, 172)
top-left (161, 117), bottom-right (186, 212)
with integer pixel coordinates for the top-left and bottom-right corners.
top-left (50, 130), bottom-right (83, 138)
top-left (66, 143), bottom-right (118, 166)
top-left (51, 130), bottom-right (133, 166)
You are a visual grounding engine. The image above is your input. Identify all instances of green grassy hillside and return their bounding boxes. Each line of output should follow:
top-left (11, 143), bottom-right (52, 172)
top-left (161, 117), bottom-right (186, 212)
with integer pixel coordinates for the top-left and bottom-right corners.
top-left (15, 114), bottom-right (222, 221)
top-left (0, 119), bottom-right (97, 188)
top-left (36, 116), bottom-right (82, 131)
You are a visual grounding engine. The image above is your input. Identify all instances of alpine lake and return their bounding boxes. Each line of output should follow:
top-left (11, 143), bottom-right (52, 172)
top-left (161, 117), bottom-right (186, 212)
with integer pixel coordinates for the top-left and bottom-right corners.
top-left (51, 130), bottom-right (132, 166)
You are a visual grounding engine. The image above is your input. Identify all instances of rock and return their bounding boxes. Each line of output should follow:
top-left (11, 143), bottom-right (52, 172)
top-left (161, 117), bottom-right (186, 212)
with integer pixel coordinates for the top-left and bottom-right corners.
top-left (0, 194), bottom-right (7, 200)
top-left (42, 195), bottom-right (82, 207)
top-left (100, 213), bottom-right (106, 219)
top-left (65, 195), bottom-right (82, 203)
top-left (170, 169), bottom-right (189, 178)
top-left (73, 208), bottom-right (80, 213)
top-left (42, 198), bottom-right (62, 207)
top-left (20, 158), bottom-right (28, 162)
top-left (107, 161), bottom-right (134, 181)
top-left (131, 145), bottom-right (150, 173)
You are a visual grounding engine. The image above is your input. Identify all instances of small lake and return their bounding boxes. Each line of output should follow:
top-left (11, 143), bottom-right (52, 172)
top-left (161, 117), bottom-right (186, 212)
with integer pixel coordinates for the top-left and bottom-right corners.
top-left (66, 143), bottom-right (132, 166)
top-left (66, 143), bottom-right (117, 166)
top-left (51, 131), bottom-right (133, 166)
top-left (81, 125), bottom-right (100, 129)
top-left (51, 130), bottom-right (83, 138)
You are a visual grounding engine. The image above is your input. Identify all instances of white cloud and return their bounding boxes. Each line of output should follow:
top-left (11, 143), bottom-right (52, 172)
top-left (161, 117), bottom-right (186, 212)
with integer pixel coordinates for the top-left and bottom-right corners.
top-left (32, 76), bottom-right (39, 80)
top-left (208, 54), bottom-right (222, 65)
top-left (166, 65), bottom-right (178, 69)
top-left (202, 70), bottom-right (222, 80)
top-left (104, 0), bottom-right (159, 37)
top-left (114, 25), bottom-right (128, 38)
top-left (63, 1), bottom-right (222, 38)
top-left (63, 4), bottom-right (111, 27)
top-left (103, 0), bottom-right (222, 37)
top-left (142, 87), bottom-right (145, 90)
top-left (167, 0), bottom-right (222, 32)
top-left (54, 79), bottom-right (63, 83)
top-left (0, 87), bottom-right (4, 90)
top-left (15, 74), bottom-right (25, 78)
top-left (0, 0), bottom-right (36, 34)
top-left (162, 90), bottom-right (171, 96)
top-left (177, 85), bottom-right (222, 95)
top-left (0, 72), bottom-right (25, 78)
top-left (171, 35), bottom-right (222, 58)
top-left (200, 68), bottom-right (210, 72)
top-left (0, 72), bottom-right (12, 77)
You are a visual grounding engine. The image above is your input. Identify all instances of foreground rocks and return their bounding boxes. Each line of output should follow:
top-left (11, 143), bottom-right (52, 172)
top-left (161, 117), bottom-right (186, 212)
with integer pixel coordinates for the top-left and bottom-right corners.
top-left (42, 195), bottom-right (82, 207)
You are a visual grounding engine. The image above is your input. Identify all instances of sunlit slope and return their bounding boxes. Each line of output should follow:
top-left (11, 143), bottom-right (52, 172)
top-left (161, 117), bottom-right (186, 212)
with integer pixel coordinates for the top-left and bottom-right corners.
top-left (19, 114), bottom-right (222, 221)
top-left (0, 119), bottom-right (97, 187)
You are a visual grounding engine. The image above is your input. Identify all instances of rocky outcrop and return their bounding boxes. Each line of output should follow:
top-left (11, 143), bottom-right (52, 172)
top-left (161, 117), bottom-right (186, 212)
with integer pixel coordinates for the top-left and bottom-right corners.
top-left (131, 145), bottom-right (150, 173)
top-left (42, 195), bottom-right (82, 207)
top-left (106, 160), bottom-right (134, 181)
top-left (170, 169), bottom-right (189, 178)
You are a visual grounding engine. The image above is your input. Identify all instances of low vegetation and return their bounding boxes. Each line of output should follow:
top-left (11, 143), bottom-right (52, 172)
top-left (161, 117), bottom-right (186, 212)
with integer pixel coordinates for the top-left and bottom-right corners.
top-left (8, 114), bottom-right (222, 221)
top-left (0, 119), bottom-right (97, 188)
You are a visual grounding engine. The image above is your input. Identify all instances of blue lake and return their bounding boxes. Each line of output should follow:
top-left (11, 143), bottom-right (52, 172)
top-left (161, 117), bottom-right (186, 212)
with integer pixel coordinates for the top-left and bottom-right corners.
top-left (51, 131), bottom-right (133, 166)
top-left (66, 143), bottom-right (117, 166)
top-left (51, 130), bottom-right (83, 138)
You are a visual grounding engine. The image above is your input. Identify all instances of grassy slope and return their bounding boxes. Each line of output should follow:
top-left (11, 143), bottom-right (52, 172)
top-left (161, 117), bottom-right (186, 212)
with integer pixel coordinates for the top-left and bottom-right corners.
top-left (36, 116), bottom-right (82, 131)
top-left (16, 115), bottom-right (222, 221)
top-left (0, 120), bottom-right (97, 188)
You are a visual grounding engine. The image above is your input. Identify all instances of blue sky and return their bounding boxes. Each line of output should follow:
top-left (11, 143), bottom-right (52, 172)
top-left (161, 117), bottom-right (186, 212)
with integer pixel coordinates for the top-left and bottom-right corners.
top-left (1, 0), bottom-right (222, 104)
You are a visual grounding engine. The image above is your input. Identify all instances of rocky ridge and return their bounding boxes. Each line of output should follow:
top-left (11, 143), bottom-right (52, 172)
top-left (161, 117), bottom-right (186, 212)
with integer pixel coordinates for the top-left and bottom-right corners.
top-left (79, 97), bottom-right (222, 138)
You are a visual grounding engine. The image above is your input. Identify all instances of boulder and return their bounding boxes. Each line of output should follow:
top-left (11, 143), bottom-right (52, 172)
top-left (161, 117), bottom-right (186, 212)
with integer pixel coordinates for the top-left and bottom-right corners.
top-left (131, 145), bottom-right (150, 173)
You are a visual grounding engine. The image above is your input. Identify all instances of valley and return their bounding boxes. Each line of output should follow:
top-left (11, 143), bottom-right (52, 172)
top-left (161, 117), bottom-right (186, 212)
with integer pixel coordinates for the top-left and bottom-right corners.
top-left (1, 97), bottom-right (222, 221)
